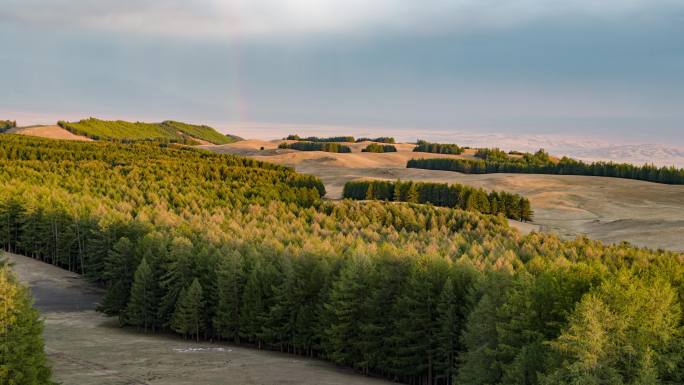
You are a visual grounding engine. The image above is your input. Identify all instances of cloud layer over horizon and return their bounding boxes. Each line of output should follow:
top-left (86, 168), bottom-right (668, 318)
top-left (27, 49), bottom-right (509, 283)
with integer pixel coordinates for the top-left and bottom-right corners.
top-left (1, 0), bottom-right (683, 144)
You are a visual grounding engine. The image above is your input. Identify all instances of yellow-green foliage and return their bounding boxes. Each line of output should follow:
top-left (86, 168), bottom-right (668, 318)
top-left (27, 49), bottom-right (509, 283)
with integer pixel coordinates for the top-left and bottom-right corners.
top-left (0, 265), bottom-right (54, 384)
top-left (58, 118), bottom-right (237, 144)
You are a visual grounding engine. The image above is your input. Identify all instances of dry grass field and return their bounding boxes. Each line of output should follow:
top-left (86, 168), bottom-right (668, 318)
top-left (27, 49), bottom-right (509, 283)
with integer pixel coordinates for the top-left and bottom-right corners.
top-left (5, 253), bottom-right (393, 385)
top-left (203, 140), bottom-right (684, 251)
top-left (5, 125), bottom-right (93, 141)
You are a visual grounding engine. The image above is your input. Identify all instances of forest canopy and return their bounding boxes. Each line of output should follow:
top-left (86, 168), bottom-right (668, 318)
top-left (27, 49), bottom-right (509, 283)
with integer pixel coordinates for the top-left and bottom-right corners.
top-left (408, 148), bottom-right (684, 185)
top-left (57, 118), bottom-right (237, 145)
top-left (1, 134), bottom-right (683, 385)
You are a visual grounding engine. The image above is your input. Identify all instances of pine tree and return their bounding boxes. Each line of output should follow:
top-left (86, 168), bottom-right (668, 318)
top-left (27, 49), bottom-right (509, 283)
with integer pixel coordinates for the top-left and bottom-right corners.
top-left (213, 250), bottom-right (244, 343)
top-left (171, 278), bottom-right (205, 342)
top-left (158, 237), bottom-right (193, 327)
top-left (100, 237), bottom-right (136, 319)
top-left (0, 266), bottom-right (54, 384)
top-left (125, 257), bottom-right (156, 332)
top-left (323, 255), bottom-right (370, 367)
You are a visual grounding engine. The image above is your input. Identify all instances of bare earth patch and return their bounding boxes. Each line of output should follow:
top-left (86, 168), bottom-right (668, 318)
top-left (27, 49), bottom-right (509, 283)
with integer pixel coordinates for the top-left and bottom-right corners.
top-left (4, 253), bottom-right (392, 385)
top-left (5, 125), bottom-right (93, 141)
top-left (202, 141), bottom-right (684, 251)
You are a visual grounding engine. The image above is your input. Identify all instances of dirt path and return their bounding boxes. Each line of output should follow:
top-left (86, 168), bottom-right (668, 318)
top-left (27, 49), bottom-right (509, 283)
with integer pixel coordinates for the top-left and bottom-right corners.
top-left (4, 253), bottom-right (392, 385)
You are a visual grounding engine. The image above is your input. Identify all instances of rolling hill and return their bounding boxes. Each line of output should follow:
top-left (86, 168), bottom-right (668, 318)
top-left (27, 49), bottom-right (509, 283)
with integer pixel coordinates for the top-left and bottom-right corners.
top-left (57, 118), bottom-right (238, 144)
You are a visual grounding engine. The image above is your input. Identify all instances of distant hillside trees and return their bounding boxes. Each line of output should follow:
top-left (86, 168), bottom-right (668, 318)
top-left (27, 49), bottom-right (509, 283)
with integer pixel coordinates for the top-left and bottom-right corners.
top-left (408, 149), bottom-right (684, 185)
top-left (362, 144), bottom-right (397, 153)
top-left (0, 120), bottom-right (16, 133)
top-left (356, 137), bottom-right (396, 143)
top-left (285, 135), bottom-right (356, 143)
top-left (57, 118), bottom-right (236, 145)
top-left (278, 141), bottom-right (352, 153)
top-left (413, 140), bottom-right (465, 155)
top-left (343, 180), bottom-right (533, 221)
top-left (0, 265), bottom-right (54, 384)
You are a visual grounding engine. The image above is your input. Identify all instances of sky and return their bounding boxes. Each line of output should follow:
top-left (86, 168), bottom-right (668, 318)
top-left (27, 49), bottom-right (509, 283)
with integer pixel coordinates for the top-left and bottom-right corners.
top-left (1, 0), bottom-right (683, 144)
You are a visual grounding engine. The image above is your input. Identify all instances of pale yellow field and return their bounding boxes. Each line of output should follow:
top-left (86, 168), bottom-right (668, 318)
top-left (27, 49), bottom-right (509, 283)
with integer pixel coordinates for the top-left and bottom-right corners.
top-left (5, 125), bottom-right (93, 141)
top-left (202, 140), bottom-right (684, 252)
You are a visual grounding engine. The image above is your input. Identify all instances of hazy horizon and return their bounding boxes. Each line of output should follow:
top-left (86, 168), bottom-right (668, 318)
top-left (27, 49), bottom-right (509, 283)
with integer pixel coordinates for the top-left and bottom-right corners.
top-left (2, 0), bottom-right (683, 146)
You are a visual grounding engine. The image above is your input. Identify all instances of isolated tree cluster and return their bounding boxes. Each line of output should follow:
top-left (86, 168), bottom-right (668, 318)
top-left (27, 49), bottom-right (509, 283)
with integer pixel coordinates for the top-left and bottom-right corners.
top-left (343, 180), bottom-right (533, 221)
top-left (413, 140), bottom-right (465, 155)
top-left (278, 141), bottom-right (352, 153)
top-left (361, 144), bottom-right (397, 153)
top-left (1, 135), bottom-right (683, 385)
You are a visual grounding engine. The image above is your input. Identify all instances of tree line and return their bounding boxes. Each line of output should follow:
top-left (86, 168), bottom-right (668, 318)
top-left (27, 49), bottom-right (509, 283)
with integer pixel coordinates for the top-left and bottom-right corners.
top-left (1, 134), bottom-right (684, 385)
top-left (357, 137), bottom-right (396, 143)
top-left (284, 135), bottom-right (396, 144)
top-left (362, 144), bottom-right (398, 153)
top-left (342, 180), bottom-right (533, 221)
top-left (0, 262), bottom-right (54, 384)
top-left (278, 141), bottom-right (352, 153)
top-left (407, 149), bottom-right (684, 185)
top-left (285, 134), bottom-right (356, 143)
top-left (413, 140), bottom-right (465, 155)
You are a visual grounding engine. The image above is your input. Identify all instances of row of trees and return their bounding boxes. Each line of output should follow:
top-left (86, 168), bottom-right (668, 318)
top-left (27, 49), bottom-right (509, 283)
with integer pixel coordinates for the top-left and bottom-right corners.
top-left (356, 137), bottom-right (396, 143)
top-left (284, 135), bottom-right (396, 144)
top-left (413, 140), bottom-right (465, 155)
top-left (2, 134), bottom-right (684, 384)
top-left (342, 180), bottom-right (533, 221)
top-left (407, 152), bottom-right (684, 184)
top-left (362, 144), bottom-right (398, 153)
top-left (0, 262), bottom-right (54, 384)
top-left (278, 141), bottom-right (352, 153)
top-left (284, 135), bottom-right (356, 143)
top-left (57, 118), bottom-right (235, 144)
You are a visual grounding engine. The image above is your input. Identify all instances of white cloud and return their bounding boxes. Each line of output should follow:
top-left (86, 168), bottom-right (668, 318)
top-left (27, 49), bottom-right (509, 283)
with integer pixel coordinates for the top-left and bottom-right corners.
top-left (2, 0), bottom-right (680, 39)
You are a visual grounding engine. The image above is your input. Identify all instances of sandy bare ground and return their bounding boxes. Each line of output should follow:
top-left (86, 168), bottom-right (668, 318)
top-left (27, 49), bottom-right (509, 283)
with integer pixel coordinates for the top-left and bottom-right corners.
top-left (4, 253), bottom-right (391, 385)
top-left (5, 125), bottom-right (93, 141)
top-left (203, 141), bottom-right (684, 252)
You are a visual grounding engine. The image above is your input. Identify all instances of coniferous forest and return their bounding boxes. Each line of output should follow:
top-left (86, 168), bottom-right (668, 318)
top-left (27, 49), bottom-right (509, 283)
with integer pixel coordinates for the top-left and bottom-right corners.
top-left (342, 180), bottom-right (533, 221)
top-left (278, 141), bottom-right (352, 153)
top-left (407, 149), bottom-right (684, 185)
top-left (2, 134), bottom-right (684, 385)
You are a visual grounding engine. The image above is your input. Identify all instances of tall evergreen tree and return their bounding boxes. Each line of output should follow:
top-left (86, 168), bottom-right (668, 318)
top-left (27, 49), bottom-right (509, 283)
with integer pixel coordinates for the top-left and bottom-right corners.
top-left (171, 278), bottom-right (205, 342)
top-left (0, 266), bottom-right (54, 384)
top-left (213, 250), bottom-right (245, 343)
top-left (125, 257), bottom-right (156, 332)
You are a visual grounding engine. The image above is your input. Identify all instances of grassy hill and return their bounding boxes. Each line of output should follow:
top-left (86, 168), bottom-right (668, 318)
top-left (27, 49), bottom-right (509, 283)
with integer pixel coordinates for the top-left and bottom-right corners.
top-left (57, 118), bottom-right (238, 145)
